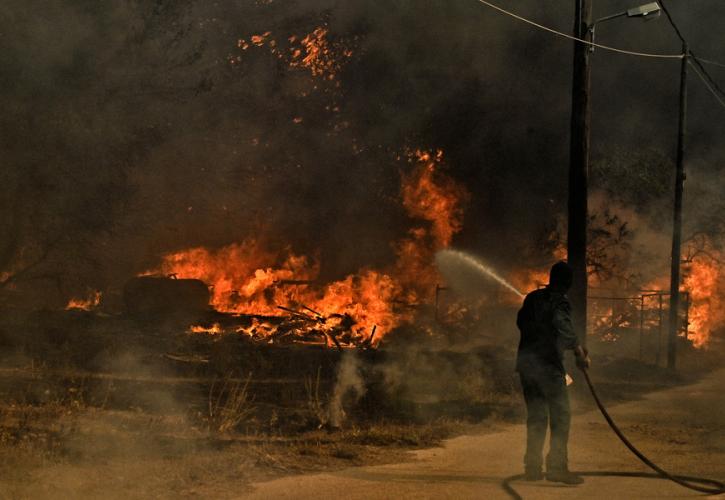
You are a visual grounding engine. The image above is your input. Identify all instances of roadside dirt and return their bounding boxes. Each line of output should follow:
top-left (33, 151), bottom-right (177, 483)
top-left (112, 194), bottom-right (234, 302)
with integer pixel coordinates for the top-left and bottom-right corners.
top-left (246, 368), bottom-right (725, 499)
top-left (0, 351), bottom-right (718, 499)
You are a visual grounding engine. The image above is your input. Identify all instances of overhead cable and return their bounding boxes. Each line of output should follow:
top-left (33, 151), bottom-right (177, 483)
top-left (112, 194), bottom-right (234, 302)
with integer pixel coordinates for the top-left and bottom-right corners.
top-left (694, 57), bottom-right (725, 69)
top-left (473, 0), bottom-right (683, 59)
top-left (689, 60), bottom-right (725, 110)
top-left (690, 53), bottom-right (725, 101)
top-left (657, 1), bottom-right (725, 109)
top-left (658, 0), bottom-right (686, 44)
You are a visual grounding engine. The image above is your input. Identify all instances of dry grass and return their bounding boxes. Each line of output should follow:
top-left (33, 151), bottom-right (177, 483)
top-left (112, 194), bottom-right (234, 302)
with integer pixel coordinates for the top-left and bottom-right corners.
top-left (304, 366), bottom-right (329, 428)
top-left (205, 372), bottom-right (255, 434)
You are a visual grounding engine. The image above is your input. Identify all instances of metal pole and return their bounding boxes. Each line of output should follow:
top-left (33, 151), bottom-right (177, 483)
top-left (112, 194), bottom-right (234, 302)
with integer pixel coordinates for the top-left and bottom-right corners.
top-left (435, 284), bottom-right (440, 323)
top-left (639, 295), bottom-right (645, 361)
top-left (667, 43), bottom-right (688, 370)
top-left (657, 293), bottom-right (663, 366)
top-left (568, 0), bottom-right (593, 347)
top-left (683, 291), bottom-right (690, 337)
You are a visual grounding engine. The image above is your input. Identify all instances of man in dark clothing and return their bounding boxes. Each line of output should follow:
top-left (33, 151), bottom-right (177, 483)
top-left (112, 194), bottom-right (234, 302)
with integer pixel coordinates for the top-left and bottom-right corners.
top-left (516, 261), bottom-right (591, 484)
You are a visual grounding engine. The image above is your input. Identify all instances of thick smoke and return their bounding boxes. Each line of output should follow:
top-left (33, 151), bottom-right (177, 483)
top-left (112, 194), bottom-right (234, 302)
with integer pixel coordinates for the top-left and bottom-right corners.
top-left (1, 0), bottom-right (724, 308)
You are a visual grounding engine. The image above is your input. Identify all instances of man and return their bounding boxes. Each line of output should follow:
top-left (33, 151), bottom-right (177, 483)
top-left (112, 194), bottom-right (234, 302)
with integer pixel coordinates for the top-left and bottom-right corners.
top-left (516, 261), bottom-right (591, 484)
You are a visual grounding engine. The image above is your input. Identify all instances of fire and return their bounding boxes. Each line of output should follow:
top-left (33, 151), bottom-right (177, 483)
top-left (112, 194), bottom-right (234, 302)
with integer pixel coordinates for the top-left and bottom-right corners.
top-left (234, 26), bottom-right (354, 80)
top-left (401, 149), bottom-right (467, 248)
top-left (290, 27), bottom-right (341, 79)
top-left (154, 241), bottom-right (317, 315)
top-left (65, 291), bottom-right (102, 311)
top-left (510, 242), bottom-right (567, 296)
top-left (638, 238), bottom-right (725, 348)
top-left (149, 150), bottom-right (466, 345)
top-left (393, 150), bottom-right (469, 303)
top-left (511, 269), bottom-right (549, 296)
top-left (190, 323), bottom-right (222, 335)
top-left (682, 255), bottom-right (724, 348)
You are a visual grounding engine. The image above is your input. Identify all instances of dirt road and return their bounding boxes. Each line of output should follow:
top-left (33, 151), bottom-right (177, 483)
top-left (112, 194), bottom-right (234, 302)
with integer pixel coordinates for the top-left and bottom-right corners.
top-left (247, 368), bottom-right (725, 499)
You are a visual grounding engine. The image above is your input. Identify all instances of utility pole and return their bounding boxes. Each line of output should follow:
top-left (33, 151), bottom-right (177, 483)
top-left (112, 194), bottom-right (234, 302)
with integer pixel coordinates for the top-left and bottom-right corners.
top-left (667, 42), bottom-right (688, 370)
top-left (568, 0), bottom-right (592, 345)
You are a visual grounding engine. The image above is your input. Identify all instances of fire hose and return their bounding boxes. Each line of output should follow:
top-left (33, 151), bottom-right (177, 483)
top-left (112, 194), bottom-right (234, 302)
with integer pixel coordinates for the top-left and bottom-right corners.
top-left (503, 369), bottom-right (725, 498)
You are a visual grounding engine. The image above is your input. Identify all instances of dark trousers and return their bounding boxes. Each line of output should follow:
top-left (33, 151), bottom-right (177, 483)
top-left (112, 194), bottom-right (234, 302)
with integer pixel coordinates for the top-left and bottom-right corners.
top-left (519, 370), bottom-right (571, 472)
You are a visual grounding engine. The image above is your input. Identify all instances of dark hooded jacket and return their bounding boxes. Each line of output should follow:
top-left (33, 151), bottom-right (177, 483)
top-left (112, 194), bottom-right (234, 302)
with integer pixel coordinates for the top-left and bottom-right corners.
top-left (516, 285), bottom-right (580, 375)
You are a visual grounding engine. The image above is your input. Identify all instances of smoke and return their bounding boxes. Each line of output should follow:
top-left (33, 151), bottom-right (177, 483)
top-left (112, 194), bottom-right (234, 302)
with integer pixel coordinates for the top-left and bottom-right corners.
top-left (369, 336), bottom-right (518, 422)
top-left (1, 0), bottom-right (724, 308)
top-left (328, 351), bottom-right (366, 427)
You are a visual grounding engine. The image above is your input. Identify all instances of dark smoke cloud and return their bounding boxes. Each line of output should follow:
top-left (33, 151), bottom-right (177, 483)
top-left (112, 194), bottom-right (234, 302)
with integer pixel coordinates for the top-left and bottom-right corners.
top-left (1, 0), bottom-right (724, 306)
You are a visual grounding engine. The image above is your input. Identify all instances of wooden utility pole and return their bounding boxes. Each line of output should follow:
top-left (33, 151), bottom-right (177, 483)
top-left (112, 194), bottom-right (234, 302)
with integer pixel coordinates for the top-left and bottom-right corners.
top-left (568, 0), bottom-right (592, 345)
top-left (667, 42), bottom-right (688, 370)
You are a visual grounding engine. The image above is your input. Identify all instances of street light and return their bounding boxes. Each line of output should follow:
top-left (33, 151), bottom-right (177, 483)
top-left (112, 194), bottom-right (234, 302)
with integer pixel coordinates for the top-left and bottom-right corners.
top-left (588, 2), bottom-right (662, 51)
top-left (567, 1), bottom-right (662, 347)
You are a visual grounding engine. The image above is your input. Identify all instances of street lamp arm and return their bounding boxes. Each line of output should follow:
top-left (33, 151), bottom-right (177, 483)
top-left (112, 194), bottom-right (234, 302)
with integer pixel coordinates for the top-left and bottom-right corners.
top-left (590, 11), bottom-right (628, 30)
top-left (587, 2), bottom-right (661, 52)
top-left (588, 12), bottom-right (628, 52)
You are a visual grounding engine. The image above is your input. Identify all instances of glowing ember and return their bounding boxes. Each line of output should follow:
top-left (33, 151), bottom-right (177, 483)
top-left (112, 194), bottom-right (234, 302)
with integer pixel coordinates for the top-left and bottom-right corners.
top-left (190, 323), bottom-right (223, 335)
top-left (148, 150), bottom-right (467, 345)
top-left (235, 26), bottom-right (354, 80)
top-left (291, 27), bottom-right (338, 79)
top-left (250, 32), bottom-right (271, 46)
top-left (65, 291), bottom-right (102, 311)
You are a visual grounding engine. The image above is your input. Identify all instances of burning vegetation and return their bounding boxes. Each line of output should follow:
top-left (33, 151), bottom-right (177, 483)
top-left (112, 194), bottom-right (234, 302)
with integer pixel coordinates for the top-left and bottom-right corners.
top-left (145, 150), bottom-right (467, 347)
top-left (516, 240), bottom-right (725, 350)
top-left (682, 246), bottom-right (725, 348)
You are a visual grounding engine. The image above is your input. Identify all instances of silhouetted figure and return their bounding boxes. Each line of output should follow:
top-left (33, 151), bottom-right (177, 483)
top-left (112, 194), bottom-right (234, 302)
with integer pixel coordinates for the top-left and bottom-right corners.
top-left (516, 261), bottom-right (590, 484)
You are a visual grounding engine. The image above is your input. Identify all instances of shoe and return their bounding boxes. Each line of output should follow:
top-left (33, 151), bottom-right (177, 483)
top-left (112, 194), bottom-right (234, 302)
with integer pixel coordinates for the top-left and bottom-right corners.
top-left (546, 470), bottom-right (584, 485)
top-left (523, 469), bottom-right (544, 481)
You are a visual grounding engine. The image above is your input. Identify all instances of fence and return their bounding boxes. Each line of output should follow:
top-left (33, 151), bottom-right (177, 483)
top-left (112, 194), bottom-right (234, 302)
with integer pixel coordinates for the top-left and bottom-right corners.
top-left (588, 289), bottom-right (690, 366)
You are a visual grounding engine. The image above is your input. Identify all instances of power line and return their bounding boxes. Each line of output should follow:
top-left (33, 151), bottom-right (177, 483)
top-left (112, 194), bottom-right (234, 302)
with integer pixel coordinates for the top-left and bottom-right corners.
top-left (690, 53), bottom-right (725, 101)
top-left (694, 57), bottom-right (725, 69)
top-left (473, 0), bottom-right (725, 111)
top-left (473, 0), bottom-right (683, 59)
top-left (657, 0), bottom-right (725, 108)
top-left (657, 0), bottom-right (686, 44)
top-left (689, 60), bottom-right (725, 110)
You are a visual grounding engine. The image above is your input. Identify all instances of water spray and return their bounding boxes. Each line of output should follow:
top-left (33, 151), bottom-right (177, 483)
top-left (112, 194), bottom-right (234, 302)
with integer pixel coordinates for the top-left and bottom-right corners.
top-left (435, 249), bottom-right (524, 298)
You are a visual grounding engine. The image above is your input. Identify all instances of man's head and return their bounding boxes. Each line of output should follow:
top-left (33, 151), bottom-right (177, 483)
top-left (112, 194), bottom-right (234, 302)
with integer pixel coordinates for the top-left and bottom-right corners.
top-left (549, 261), bottom-right (573, 291)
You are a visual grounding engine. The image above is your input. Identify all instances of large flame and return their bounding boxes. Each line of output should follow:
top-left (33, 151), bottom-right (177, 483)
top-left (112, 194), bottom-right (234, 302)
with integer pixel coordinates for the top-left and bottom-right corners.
top-left (150, 151), bottom-right (466, 344)
top-left (682, 255), bottom-right (724, 348)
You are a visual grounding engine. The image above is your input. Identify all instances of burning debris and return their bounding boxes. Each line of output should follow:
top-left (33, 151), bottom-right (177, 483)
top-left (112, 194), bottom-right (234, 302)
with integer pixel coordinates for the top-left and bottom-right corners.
top-left (65, 291), bottom-right (102, 311)
top-left (147, 150), bottom-right (467, 347)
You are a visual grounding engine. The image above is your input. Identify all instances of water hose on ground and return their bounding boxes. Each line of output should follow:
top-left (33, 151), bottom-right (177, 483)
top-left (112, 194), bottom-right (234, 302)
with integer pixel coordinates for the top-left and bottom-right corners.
top-left (582, 369), bottom-right (725, 494)
top-left (503, 370), bottom-right (725, 498)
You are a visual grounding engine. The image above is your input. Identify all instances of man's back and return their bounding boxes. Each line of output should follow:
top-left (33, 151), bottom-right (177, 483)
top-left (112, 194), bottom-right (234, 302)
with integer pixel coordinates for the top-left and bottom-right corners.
top-left (516, 287), bottom-right (577, 374)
